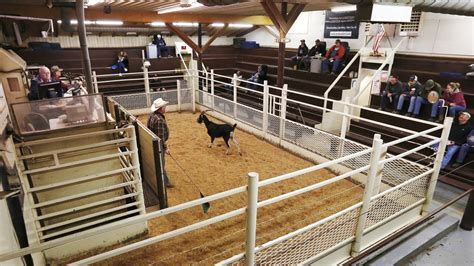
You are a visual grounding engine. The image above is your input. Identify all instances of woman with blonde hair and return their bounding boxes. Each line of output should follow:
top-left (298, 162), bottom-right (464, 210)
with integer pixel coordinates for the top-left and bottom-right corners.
top-left (442, 82), bottom-right (466, 117)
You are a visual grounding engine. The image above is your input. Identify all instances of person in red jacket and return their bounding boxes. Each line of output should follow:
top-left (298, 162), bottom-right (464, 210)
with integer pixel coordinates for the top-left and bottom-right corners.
top-left (441, 82), bottom-right (466, 117)
top-left (321, 39), bottom-right (346, 74)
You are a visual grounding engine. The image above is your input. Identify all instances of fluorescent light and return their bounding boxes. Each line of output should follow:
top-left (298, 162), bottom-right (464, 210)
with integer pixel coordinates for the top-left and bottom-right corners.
top-left (229, 23), bottom-right (253, 28)
top-left (86, 0), bottom-right (104, 6)
top-left (157, 2), bottom-right (203, 14)
top-left (331, 5), bottom-right (357, 12)
top-left (57, 20), bottom-right (62, 24)
top-left (172, 22), bottom-right (198, 27)
top-left (150, 22), bottom-right (166, 27)
top-left (70, 20), bottom-right (94, 25)
top-left (211, 23), bottom-right (225, 27)
top-left (96, 20), bottom-right (123, 26)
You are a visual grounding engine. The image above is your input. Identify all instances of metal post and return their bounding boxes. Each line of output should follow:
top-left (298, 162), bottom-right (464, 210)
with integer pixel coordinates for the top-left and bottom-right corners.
top-left (351, 134), bottom-right (384, 256)
top-left (153, 139), bottom-right (168, 209)
top-left (279, 84), bottom-right (288, 143)
top-left (128, 127), bottom-right (147, 215)
top-left (460, 189), bottom-right (474, 231)
top-left (340, 97), bottom-right (351, 139)
top-left (192, 72), bottom-right (196, 113)
top-left (262, 80), bottom-right (269, 135)
top-left (421, 117), bottom-right (453, 215)
top-left (211, 69), bottom-right (215, 110)
top-left (144, 62), bottom-right (151, 107)
top-left (176, 80), bottom-right (182, 113)
top-left (75, 0), bottom-right (94, 93)
top-left (92, 71), bottom-right (99, 94)
top-left (233, 73), bottom-right (238, 119)
top-left (245, 172), bottom-right (259, 265)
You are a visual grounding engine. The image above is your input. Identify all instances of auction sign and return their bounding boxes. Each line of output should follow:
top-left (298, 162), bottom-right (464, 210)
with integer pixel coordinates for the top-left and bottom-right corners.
top-left (324, 11), bottom-right (359, 39)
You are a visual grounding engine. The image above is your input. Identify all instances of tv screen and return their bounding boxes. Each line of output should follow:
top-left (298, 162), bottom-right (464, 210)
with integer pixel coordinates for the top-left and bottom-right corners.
top-left (38, 81), bottom-right (62, 99)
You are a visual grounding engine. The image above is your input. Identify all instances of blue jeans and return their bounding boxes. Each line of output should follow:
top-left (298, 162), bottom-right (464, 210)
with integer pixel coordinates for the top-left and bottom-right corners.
top-left (380, 91), bottom-right (399, 110)
top-left (322, 58), bottom-right (343, 73)
top-left (157, 46), bottom-right (171, 57)
top-left (445, 104), bottom-right (466, 117)
top-left (396, 94), bottom-right (416, 111)
top-left (413, 97), bottom-right (439, 117)
top-left (456, 143), bottom-right (473, 163)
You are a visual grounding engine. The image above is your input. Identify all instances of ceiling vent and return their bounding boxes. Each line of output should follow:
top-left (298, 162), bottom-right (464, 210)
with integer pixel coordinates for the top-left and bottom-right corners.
top-left (398, 11), bottom-right (424, 37)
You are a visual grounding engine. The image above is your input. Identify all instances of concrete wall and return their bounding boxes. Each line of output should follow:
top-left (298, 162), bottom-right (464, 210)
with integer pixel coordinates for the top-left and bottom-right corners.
top-left (244, 11), bottom-right (474, 57)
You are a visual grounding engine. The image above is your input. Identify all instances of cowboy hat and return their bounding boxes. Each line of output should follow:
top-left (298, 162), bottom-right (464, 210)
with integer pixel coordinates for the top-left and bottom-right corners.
top-left (151, 98), bottom-right (169, 112)
top-left (51, 65), bottom-right (63, 73)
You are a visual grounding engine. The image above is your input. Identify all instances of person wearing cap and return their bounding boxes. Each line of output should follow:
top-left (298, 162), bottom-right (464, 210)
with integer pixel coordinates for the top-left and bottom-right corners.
top-left (291, 40), bottom-right (309, 70)
top-left (51, 65), bottom-right (69, 93)
top-left (441, 82), bottom-right (466, 118)
top-left (436, 112), bottom-right (473, 169)
top-left (410, 79), bottom-right (442, 121)
top-left (301, 39), bottom-right (326, 70)
top-left (152, 34), bottom-right (171, 58)
top-left (395, 75), bottom-right (422, 114)
top-left (452, 127), bottom-right (474, 168)
top-left (147, 98), bottom-right (173, 188)
top-left (321, 39), bottom-right (346, 75)
top-left (379, 75), bottom-right (403, 111)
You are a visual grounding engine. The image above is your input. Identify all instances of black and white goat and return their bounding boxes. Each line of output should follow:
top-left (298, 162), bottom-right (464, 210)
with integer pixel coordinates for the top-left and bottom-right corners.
top-left (197, 111), bottom-right (242, 155)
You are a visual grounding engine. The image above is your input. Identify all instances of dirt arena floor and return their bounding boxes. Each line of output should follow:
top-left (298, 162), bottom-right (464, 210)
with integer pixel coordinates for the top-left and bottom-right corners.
top-left (64, 112), bottom-right (364, 265)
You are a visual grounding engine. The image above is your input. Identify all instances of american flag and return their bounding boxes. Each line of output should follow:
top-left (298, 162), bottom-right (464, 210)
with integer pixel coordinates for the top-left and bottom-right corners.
top-left (372, 24), bottom-right (385, 53)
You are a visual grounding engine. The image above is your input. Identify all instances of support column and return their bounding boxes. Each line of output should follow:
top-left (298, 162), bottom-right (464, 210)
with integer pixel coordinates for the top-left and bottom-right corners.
top-left (75, 0), bottom-right (94, 93)
top-left (244, 172), bottom-right (259, 265)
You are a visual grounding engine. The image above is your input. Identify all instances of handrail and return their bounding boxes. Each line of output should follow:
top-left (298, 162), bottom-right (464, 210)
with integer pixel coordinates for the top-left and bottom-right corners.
top-left (178, 53), bottom-right (191, 76)
top-left (352, 38), bottom-right (405, 103)
top-left (322, 51), bottom-right (362, 113)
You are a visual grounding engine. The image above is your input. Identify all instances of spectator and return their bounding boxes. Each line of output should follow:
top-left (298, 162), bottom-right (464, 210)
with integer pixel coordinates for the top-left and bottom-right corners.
top-left (247, 65), bottom-right (268, 91)
top-left (291, 40), bottom-right (308, 70)
top-left (409, 79), bottom-right (442, 121)
top-left (379, 75), bottom-right (403, 111)
top-left (111, 50), bottom-right (129, 73)
top-left (452, 129), bottom-right (474, 168)
top-left (321, 39), bottom-right (346, 75)
top-left (153, 34), bottom-right (172, 58)
top-left (50, 65), bottom-right (69, 92)
top-left (395, 75), bottom-right (422, 114)
top-left (301, 39), bottom-right (326, 70)
top-left (29, 66), bottom-right (51, 100)
top-left (441, 82), bottom-right (466, 117)
top-left (224, 70), bottom-right (242, 93)
top-left (433, 112), bottom-right (472, 169)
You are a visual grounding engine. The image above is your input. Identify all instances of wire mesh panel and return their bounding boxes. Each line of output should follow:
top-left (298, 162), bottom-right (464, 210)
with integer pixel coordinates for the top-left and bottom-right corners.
top-left (150, 89), bottom-right (178, 105)
top-left (180, 88), bottom-right (192, 104)
top-left (364, 174), bottom-right (430, 229)
top-left (252, 206), bottom-right (360, 265)
top-left (214, 95), bottom-right (235, 118)
top-left (110, 93), bottom-right (148, 110)
top-left (267, 114), bottom-right (280, 137)
top-left (236, 104), bottom-right (263, 130)
top-left (382, 156), bottom-right (433, 186)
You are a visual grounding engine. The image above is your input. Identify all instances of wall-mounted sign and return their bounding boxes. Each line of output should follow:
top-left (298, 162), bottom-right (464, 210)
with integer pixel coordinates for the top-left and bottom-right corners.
top-left (324, 11), bottom-right (359, 39)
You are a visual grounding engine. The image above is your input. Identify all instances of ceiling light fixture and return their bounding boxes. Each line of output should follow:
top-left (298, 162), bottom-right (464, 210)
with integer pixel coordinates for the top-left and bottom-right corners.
top-left (150, 22), bottom-right (166, 27)
top-left (331, 5), bottom-right (357, 12)
top-left (211, 23), bottom-right (225, 27)
top-left (70, 20), bottom-right (94, 25)
top-left (157, 2), bottom-right (203, 14)
top-left (86, 0), bottom-right (105, 6)
top-left (96, 20), bottom-right (123, 26)
top-left (229, 23), bottom-right (253, 28)
top-left (172, 22), bottom-right (198, 27)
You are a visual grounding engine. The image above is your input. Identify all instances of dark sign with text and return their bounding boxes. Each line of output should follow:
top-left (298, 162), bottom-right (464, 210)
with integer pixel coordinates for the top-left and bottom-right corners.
top-left (324, 11), bottom-right (359, 39)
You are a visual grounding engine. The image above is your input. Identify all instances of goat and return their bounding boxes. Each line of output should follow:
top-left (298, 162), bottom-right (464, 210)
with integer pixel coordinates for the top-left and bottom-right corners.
top-left (197, 111), bottom-right (242, 155)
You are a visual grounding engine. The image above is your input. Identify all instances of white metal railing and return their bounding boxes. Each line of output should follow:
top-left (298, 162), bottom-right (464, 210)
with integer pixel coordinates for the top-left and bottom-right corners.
top-left (1, 70), bottom-right (451, 265)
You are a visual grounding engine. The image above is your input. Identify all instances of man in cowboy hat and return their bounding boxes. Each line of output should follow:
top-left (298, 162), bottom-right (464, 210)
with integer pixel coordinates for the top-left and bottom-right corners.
top-left (147, 98), bottom-right (173, 188)
top-left (410, 79), bottom-right (442, 121)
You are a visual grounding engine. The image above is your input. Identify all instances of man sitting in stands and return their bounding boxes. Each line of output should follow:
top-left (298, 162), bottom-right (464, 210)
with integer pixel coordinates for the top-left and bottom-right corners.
top-left (379, 75), bottom-right (403, 111)
top-left (247, 65), bottom-right (268, 91)
top-left (321, 39), bottom-right (346, 75)
top-left (51, 65), bottom-right (69, 93)
top-left (452, 128), bottom-right (474, 168)
top-left (111, 50), bottom-right (129, 74)
top-left (29, 66), bottom-right (52, 100)
top-left (291, 40), bottom-right (308, 70)
top-left (153, 34), bottom-right (171, 58)
top-left (395, 75), bottom-right (422, 114)
top-left (301, 39), bottom-right (326, 70)
top-left (441, 82), bottom-right (466, 118)
top-left (408, 79), bottom-right (442, 121)
top-left (433, 112), bottom-right (472, 170)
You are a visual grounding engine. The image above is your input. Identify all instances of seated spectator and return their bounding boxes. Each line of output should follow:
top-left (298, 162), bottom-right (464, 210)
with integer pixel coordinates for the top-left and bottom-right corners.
top-left (111, 50), bottom-right (129, 73)
top-left (452, 128), bottom-right (474, 168)
top-left (379, 75), bottom-right (403, 111)
top-left (408, 79), bottom-right (442, 121)
top-left (29, 66), bottom-right (52, 100)
top-left (247, 65), bottom-right (268, 91)
top-left (291, 40), bottom-right (308, 70)
top-left (395, 75), bottom-right (422, 114)
top-left (50, 65), bottom-right (69, 93)
top-left (224, 70), bottom-right (242, 93)
top-left (432, 112), bottom-right (472, 169)
top-left (153, 34), bottom-right (172, 58)
top-left (321, 39), bottom-right (346, 75)
top-left (440, 82), bottom-right (466, 118)
top-left (301, 39), bottom-right (326, 70)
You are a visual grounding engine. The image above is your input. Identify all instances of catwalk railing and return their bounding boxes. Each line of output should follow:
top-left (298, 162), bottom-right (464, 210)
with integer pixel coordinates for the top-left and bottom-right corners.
top-left (0, 69), bottom-right (450, 265)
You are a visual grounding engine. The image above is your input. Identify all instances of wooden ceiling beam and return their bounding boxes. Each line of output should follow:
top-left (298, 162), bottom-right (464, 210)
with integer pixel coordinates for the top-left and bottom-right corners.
top-left (261, 0), bottom-right (289, 35)
top-left (165, 22), bottom-right (201, 54)
top-left (235, 26), bottom-right (259, 37)
top-left (286, 3), bottom-right (307, 30)
top-left (201, 24), bottom-right (228, 53)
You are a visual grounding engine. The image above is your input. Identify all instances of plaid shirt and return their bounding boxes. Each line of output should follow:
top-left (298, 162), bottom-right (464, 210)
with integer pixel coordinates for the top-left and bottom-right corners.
top-left (147, 111), bottom-right (169, 149)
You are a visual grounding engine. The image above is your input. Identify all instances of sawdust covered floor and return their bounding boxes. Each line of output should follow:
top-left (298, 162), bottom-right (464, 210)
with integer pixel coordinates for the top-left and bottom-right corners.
top-left (70, 112), bottom-right (364, 265)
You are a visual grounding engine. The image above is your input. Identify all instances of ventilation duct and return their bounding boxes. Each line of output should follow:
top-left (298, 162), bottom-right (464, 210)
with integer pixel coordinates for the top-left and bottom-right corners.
top-left (197, 0), bottom-right (242, 6)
